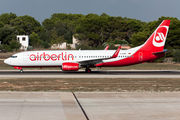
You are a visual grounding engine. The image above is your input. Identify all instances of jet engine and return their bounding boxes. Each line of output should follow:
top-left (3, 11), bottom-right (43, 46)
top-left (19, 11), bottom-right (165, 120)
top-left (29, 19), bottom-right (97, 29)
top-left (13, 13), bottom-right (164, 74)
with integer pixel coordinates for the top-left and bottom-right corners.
top-left (62, 62), bottom-right (79, 71)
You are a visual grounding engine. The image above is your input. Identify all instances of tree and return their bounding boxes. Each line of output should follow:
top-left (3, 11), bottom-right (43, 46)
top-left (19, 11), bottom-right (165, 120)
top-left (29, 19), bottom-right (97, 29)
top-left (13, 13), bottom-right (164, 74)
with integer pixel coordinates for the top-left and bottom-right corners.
top-left (10, 15), bottom-right (41, 35)
top-left (114, 39), bottom-right (128, 44)
top-left (40, 41), bottom-right (50, 49)
top-left (42, 19), bottom-right (54, 30)
top-left (0, 22), bottom-right (4, 28)
top-left (9, 39), bottom-right (21, 51)
top-left (30, 32), bottom-right (41, 48)
top-left (76, 42), bottom-right (92, 50)
top-left (130, 31), bottom-right (151, 47)
top-left (64, 31), bottom-right (72, 43)
top-left (75, 15), bottom-right (130, 47)
top-left (50, 35), bottom-right (66, 45)
top-left (126, 19), bottom-right (146, 43)
top-left (172, 50), bottom-right (180, 63)
top-left (0, 13), bottom-right (17, 24)
top-left (100, 13), bottom-right (109, 17)
top-left (0, 25), bottom-right (18, 45)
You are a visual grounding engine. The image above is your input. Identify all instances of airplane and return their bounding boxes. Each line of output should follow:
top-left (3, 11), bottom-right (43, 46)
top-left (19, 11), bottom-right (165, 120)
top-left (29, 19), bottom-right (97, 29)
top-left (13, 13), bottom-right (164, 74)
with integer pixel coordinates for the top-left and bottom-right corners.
top-left (4, 20), bottom-right (170, 73)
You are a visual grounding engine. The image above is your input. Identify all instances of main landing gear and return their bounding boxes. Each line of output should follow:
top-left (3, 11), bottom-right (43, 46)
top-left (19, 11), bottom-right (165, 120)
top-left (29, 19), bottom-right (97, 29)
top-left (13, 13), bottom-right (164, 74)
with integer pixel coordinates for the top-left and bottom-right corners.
top-left (85, 68), bottom-right (91, 73)
top-left (20, 69), bottom-right (24, 73)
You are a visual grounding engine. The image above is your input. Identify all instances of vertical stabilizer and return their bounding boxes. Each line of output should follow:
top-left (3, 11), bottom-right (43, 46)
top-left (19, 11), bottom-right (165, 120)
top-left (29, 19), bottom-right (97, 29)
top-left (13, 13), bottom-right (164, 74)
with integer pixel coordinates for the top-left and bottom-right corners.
top-left (140, 20), bottom-right (170, 52)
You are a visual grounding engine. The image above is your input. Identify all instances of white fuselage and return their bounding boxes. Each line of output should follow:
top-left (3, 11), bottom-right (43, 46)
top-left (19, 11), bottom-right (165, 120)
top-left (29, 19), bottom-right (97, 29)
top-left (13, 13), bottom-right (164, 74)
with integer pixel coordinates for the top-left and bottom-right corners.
top-left (4, 48), bottom-right (139, 67)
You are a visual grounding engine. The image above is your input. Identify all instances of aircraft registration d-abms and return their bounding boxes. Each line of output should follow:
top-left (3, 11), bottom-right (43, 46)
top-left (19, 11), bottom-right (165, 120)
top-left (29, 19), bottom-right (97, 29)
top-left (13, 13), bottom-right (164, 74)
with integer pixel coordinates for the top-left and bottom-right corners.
top-left (4, 20), bottom-right (170, 73)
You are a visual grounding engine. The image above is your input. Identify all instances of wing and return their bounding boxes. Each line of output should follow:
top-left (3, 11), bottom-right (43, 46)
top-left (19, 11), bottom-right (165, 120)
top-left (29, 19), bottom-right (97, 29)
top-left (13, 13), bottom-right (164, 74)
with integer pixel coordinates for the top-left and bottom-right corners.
top-left (77, 46), bottom-right (121, 66)
top-left (104, 45), bottom-right (109, 50)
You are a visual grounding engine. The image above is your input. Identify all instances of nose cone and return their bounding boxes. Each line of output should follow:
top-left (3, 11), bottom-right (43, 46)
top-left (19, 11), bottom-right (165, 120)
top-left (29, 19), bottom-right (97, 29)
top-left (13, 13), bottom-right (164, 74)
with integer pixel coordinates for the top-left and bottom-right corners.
top-left (4, 58), bottom-right (10, 65)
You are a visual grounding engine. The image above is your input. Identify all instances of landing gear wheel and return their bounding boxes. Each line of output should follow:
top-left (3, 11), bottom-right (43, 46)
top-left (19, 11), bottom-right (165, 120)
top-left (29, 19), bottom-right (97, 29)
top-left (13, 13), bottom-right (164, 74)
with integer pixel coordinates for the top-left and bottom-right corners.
top-left (85, 68), bottom-right (91, 73)
top-left (87, 69), bottom-right (91, 73)
top-left (20, 69), bottom-right (24, 73)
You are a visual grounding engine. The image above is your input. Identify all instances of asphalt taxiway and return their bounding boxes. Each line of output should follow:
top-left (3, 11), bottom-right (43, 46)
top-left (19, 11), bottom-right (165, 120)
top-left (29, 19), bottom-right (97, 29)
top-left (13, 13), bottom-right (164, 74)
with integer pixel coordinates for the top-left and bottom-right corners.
top-left (0, 70), bottom-right (180, 78)
top-left (0, 92), bottom-right (180, 120)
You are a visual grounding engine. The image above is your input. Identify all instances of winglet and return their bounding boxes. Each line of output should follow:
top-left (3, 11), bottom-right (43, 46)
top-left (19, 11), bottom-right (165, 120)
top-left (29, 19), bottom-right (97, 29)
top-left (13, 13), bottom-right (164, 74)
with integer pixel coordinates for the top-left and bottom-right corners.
top-left (111, 46), bottom-right (121, 58)
top-left (104, 45), bottom-right (109, 50)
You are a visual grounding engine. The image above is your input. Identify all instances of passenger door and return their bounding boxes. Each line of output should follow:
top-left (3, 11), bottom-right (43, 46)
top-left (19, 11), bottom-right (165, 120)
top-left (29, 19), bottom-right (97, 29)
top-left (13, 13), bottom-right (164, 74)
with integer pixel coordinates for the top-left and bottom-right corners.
top-left (23, 54), bottom-right (28, 62)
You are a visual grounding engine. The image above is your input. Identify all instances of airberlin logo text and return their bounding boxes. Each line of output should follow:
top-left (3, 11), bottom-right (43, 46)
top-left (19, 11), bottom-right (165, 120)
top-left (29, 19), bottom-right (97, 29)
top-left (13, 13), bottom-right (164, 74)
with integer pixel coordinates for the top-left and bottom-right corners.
top-left (63, 65), bottom-right (78, 69)
top-left (29, 52), bottom-right (74, 61)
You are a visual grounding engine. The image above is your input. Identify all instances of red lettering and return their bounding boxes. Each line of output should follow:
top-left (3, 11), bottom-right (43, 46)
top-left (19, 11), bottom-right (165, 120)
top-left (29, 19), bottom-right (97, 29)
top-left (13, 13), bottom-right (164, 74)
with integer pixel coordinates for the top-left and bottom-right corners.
top-left (62, 52), bottom-right (64, 61)
top-left (65, 52), bottom-right (67, 60)
top-left (40, 53), bottom-right (44, 61)
top-left (29, 52), bottom-right (75, 61)
top-left (58, 54), bottom-right (61, 60)
top-left (44, 52), bottom-right (50, 61)
top-left (68, 54), bottom-right (74, 60)
top-left (37, 52), bottom-right (39, 61)
top-left (51, 54), bottom-right (57, 61)
top-left (29, 54), bottom-right (36, 61)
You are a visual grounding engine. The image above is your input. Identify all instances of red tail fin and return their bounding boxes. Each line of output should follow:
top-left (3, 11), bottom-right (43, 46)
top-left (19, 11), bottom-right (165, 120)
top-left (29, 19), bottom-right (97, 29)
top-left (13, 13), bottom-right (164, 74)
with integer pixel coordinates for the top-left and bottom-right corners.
top-left (140, 20), bottom-right (170, 52)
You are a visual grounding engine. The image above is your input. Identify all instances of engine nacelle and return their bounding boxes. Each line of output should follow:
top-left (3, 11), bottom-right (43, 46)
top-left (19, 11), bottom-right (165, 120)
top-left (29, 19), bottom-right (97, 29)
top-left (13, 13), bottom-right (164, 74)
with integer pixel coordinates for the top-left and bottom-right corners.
top-left (62, 62), bottom-right (79, 71)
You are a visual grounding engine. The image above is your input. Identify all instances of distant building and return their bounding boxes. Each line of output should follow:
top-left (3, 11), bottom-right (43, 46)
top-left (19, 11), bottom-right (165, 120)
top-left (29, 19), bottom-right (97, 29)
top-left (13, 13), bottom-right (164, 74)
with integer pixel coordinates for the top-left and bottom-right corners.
top-left (115, 44), bottom-right (131, 49)
top-left (69, 36), bottom-right (79, 49)
top-left (51, 35), bottom-right (79, 49)
top-left (17, 35), bottom-right (29, 51)
top-left (51, 42), bottom-right (67, 49)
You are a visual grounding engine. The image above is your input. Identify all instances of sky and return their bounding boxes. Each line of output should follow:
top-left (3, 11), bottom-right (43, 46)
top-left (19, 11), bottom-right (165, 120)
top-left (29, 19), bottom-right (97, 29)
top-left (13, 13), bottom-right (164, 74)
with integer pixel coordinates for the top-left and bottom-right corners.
top-left (0, 0), bottom-right (179, 23)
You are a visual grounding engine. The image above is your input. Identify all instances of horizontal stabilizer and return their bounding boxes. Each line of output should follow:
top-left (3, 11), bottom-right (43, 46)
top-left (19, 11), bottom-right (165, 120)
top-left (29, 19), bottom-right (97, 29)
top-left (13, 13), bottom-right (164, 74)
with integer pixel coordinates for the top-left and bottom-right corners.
top-left (152, 49), bottom-right (173, 55)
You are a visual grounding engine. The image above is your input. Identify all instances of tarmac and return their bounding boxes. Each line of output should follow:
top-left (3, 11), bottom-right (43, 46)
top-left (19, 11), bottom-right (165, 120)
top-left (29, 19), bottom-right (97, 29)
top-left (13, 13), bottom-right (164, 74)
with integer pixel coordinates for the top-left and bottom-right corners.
top-left (0, 92), bottom-right (180, 120)
top-left (1, 70), bottom-right (180, 78)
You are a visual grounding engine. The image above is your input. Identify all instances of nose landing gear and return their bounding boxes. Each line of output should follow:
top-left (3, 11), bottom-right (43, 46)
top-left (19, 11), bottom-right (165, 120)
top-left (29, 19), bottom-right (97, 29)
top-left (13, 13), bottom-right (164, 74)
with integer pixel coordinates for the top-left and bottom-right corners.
top-left (20, 69), bottom-right (24, 73)
top-left (14, 67), bottom-right (24, 73)
top-left (85, 68), bottom-right (91, 73)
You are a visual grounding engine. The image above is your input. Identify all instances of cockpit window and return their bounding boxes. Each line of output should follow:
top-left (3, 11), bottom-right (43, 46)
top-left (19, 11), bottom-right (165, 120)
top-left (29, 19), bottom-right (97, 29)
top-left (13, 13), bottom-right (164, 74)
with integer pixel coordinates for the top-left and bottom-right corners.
top-left (10, 56), bottom-right (17, 58)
